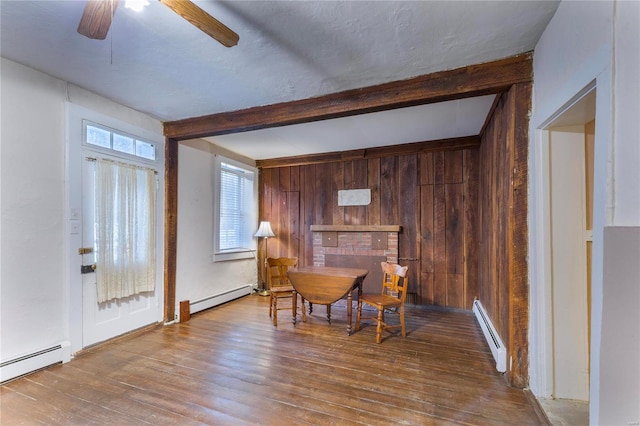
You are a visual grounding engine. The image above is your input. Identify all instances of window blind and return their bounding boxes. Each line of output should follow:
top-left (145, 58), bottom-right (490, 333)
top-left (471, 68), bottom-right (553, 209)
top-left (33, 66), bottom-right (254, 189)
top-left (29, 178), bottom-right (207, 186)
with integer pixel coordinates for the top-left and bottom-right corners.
top-left (219, 162), bottom-right (249, 251)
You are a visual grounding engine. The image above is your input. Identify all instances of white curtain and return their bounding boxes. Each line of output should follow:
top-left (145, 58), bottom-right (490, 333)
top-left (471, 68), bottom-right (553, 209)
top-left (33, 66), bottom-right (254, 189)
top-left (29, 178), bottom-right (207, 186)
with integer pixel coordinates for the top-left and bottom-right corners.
top-left (95, 159), bottom-right (156, 303)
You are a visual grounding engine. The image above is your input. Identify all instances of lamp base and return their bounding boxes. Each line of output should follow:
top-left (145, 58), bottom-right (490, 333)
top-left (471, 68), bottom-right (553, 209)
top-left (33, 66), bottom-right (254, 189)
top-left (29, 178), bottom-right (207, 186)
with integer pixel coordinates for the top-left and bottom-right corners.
top-left (258, 288), bottom-right (270, 297)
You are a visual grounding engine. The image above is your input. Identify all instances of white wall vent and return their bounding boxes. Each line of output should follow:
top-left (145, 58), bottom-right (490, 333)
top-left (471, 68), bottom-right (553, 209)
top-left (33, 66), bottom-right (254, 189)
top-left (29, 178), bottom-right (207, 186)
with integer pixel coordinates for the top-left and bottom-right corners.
top-left (0, 342), bottom-right (71, 383)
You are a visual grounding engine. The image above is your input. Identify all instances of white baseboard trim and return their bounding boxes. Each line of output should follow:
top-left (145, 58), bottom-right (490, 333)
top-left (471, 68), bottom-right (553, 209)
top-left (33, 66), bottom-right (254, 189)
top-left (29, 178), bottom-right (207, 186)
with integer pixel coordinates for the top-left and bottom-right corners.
top-left (188, 285), bottom-right (252, 317)
top-left (0, 341), bottom-right (71, 383)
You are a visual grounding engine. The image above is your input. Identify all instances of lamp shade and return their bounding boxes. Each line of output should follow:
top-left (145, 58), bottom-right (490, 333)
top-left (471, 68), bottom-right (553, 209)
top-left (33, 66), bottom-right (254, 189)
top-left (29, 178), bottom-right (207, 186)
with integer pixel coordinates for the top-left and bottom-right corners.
top-left (254, 221), bottom-right (275, 238)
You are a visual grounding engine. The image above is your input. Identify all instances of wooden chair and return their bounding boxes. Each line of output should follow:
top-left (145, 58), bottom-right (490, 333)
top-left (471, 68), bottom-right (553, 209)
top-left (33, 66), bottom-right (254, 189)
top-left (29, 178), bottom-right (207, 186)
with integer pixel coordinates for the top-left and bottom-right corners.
top-left (267, 257), bottom-right (306, 326)
top-left (355, 262), bottom-right (409, 343)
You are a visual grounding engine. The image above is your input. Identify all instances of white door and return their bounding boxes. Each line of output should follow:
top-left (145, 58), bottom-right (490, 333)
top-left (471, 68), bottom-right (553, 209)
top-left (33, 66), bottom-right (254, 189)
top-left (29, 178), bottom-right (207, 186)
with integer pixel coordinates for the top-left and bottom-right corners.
top-left (81, 155), bottom-right (160, 347)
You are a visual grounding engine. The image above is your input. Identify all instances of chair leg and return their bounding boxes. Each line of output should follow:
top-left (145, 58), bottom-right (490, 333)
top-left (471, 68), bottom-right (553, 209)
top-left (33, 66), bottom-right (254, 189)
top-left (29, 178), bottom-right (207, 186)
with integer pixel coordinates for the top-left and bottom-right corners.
top-left (376, 309), bottom-right (384, 344)
top-left (300, 296), bottom-right (307, 323)
top-left (273, 295), bottom-right (278, 326)
top-left (355, 300), bottom-right (362, 331)
top-left (400, 306), bottom-right (406, 337)
top-left (269, 293), bottom-right (273, 318)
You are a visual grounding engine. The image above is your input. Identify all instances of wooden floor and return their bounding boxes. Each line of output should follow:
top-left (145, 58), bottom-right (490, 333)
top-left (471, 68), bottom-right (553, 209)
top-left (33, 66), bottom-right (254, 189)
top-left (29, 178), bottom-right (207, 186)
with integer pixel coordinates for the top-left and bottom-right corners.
top-left (1, 294), bottom-right (546, 425)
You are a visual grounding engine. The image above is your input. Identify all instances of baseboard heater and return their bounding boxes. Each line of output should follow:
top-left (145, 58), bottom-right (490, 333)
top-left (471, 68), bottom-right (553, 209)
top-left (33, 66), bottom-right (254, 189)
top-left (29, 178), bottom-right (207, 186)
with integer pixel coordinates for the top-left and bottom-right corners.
top-left (189, 285), bottom-right (252, 317)
top-left (472, 299), bottom-right (507, 373)
top-left (0, 342), bottom-right (71, 383)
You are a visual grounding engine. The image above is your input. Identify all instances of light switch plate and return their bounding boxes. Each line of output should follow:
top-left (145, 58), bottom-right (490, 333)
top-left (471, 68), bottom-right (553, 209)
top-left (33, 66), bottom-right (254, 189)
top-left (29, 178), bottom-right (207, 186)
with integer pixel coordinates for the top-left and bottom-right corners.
top-left (70, 208), bottom-right (81, 220)
top-left (70, 221), bottom-right (80, 235)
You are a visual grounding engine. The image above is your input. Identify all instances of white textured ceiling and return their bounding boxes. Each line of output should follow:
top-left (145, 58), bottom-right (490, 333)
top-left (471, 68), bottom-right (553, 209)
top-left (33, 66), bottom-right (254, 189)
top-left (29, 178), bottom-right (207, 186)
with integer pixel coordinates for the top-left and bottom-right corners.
top-left (206, 95), bottom-right (497, 159)
top-left (0, 1), bottom-right (559, 160)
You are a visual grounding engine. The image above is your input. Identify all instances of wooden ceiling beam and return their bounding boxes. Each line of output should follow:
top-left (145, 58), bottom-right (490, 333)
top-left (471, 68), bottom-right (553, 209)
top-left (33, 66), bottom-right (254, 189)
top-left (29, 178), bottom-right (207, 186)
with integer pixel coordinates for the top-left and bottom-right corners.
top-left (163, 52), bottom-right (532, 140)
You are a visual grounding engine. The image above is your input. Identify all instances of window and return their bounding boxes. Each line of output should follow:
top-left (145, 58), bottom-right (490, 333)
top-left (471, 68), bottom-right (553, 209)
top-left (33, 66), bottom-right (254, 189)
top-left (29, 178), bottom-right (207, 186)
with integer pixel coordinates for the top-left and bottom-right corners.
top-left (84, 121), bottom-right (156, 161)
top-left (214, 156), bottom-right (257, 261)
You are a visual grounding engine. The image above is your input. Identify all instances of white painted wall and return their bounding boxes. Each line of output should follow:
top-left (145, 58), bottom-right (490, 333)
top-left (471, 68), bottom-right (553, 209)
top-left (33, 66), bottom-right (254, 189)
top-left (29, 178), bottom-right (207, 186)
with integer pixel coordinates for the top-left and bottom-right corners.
top-left (0, 58), bottom-right (162, 369)
top-left (600, 227), bottom-right (640, 425)
top-left (1, 58), bottom-right (67, 363)
top-left (176, 139), bottom-right (258, 317)
top-left (530, 1), bottom-right (639, 424)
top-left (612, 0), bottom-right (640, 226)
top-left (600, 2), bottom-right (640, 424)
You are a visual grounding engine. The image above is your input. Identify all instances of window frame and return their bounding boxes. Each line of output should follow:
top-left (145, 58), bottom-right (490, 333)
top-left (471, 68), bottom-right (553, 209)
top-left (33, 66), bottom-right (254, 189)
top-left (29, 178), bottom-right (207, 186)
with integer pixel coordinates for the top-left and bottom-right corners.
top-left (212, 155), bottom-right (258, 262)
top-left (82, 120), bottom-right (157, 164)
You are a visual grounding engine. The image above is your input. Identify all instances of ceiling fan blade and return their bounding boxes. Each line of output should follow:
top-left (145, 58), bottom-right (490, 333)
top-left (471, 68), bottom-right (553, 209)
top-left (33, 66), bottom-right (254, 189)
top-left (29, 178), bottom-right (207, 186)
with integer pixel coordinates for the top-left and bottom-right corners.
top-left (159, 0), bottom-right (239, 47)
top-left (77, 0), bottom-right (119, 40)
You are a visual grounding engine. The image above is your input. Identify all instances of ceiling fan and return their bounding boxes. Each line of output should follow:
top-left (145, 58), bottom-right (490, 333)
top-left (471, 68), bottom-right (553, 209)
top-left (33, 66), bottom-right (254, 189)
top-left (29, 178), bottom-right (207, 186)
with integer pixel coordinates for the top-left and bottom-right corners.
top-left (77, 0), bottom-right (239, 47)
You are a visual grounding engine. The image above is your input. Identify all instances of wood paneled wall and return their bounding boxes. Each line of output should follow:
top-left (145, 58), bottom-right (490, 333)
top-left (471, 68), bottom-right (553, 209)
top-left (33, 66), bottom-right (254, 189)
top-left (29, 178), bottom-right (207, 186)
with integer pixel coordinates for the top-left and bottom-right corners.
top-left (477, 83), bottom-right (531, 387)
top-left (258, 144), bottom-right (479, 310)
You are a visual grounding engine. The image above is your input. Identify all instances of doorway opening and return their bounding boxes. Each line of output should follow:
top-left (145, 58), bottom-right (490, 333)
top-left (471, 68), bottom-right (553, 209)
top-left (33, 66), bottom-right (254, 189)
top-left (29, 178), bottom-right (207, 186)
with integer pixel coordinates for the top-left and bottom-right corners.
top-left (538, 88), bottom-right (595, 422)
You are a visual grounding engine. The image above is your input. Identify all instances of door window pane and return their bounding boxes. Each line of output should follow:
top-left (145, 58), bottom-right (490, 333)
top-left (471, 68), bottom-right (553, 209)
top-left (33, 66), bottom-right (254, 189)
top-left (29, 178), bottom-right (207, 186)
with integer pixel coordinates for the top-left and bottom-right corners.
top-left (113, 134), bottom-right (135, 154)
top-left (135, 140), bottom-right (156, 160)
top-left (86, 125), bottom-right (111, 148)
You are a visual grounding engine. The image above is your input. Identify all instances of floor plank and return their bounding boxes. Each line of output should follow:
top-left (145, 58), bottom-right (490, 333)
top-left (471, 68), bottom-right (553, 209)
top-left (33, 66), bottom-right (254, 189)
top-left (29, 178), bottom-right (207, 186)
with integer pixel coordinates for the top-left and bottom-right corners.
top-left (1, 294), bottom-right (546, 425)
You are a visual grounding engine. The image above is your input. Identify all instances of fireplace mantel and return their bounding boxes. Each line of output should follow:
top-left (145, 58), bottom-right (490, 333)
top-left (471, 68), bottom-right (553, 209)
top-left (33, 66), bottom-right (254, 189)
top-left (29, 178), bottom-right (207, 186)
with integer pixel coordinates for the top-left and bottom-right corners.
top-left (310, 225), bottom-right (402, 233)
